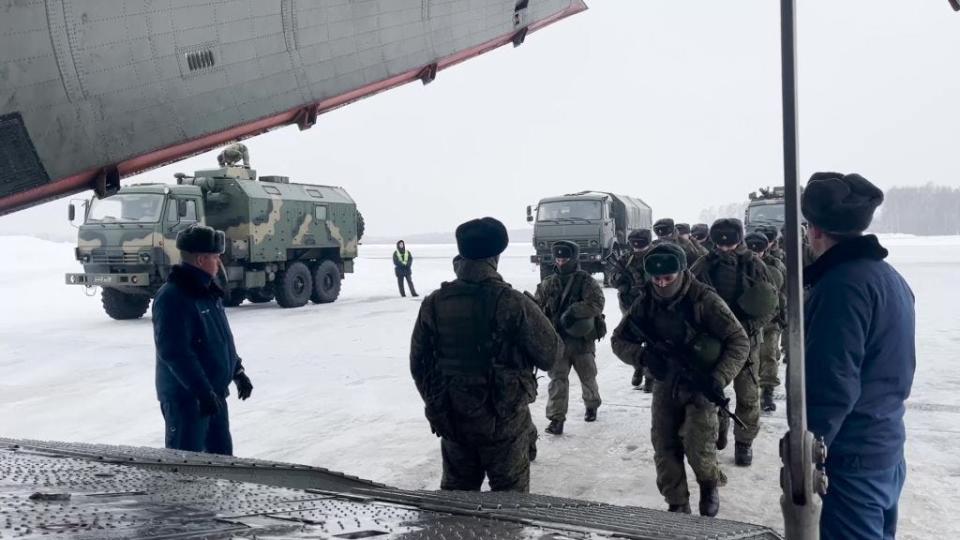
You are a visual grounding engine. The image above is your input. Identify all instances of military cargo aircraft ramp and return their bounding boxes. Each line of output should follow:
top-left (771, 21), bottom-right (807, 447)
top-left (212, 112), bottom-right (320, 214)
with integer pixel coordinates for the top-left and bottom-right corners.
top-left (1, 439), bottom-right (781, 539)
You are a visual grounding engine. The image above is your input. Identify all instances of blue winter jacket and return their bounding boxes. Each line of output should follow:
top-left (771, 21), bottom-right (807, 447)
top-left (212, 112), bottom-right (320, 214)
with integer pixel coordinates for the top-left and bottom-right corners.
top-left (804, 235), bottom-right (915, 470)
top-left (153, 264), bottom-right (243, 402)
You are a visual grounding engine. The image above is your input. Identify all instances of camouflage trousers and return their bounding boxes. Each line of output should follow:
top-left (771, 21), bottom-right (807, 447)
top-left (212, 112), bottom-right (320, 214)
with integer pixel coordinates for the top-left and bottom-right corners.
top-left (440, 429), bottom-right (530, 492)
top-left (719, 344), bottom-right (761, 445)
top-left (651, 381), bottom-right (723, 505)
top-left (759, 325), bottom-right (782, 389)
top-left (546, 350), bottom-right (601, 422)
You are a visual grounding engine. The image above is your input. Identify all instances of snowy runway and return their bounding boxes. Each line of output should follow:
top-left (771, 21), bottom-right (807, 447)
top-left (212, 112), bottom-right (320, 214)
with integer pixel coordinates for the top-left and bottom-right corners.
top-left (1, 235), bottom-right (957, 538)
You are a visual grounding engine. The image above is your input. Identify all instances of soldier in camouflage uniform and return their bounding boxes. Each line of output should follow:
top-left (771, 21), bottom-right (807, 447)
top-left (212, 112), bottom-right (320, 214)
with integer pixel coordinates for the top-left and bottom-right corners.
top-left (612, 243), bottom-right (749, 516)
top-left (760, 226), bottom-right (785, 263)
top-left (690, 219), bottom-right (778, 466)
top-left (536, 240), bottom-right (605, 435)
top-left (410, 218), bottom-right (562, 492)
top-left (654, 218), bottom-right (705, 267)
top-left (691, 223), bottom-right (713, 253)
top-left (611, 229), bottom-right (655, 391)
top-left (745, 232), bottom-right (786, 413)
top-left (680, 223), bottom-right (709, 258)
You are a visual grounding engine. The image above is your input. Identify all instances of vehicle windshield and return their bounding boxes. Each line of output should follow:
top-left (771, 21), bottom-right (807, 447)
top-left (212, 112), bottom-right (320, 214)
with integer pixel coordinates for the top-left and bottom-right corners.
top-left (86, 193), bottom-right (166, 224)
top-left (747, 203), bottom-right (785, 224)
top-left (537, 200), bottom-right (602, 222)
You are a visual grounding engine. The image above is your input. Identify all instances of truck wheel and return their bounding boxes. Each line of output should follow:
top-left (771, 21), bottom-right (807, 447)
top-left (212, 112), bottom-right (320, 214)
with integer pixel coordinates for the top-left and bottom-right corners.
top-left (223, 288), bottom-right (245, 307)
top-left (311, 260), bottom-right (342, 304)
top-left (275, 262), bottom-right (313, 308)
top-left (246, 288), bottom-right (274, 304)
top-left (539, 265), bottom-right (553, 281)
top-left (101, 288), bottom-right (150, 320)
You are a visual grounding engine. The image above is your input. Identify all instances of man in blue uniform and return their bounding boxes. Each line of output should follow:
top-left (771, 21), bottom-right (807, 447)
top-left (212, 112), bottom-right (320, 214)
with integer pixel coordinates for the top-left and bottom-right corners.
top-left (802, 172), bottom-right (915, 540)
top-left (153, 224), bottom-right (254, 455)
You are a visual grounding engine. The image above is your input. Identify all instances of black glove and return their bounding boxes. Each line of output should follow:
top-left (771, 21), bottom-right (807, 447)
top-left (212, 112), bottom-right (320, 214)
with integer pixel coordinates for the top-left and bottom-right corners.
top-left (233, 372), bottom-right (253, 400)
top-left (197, 391), bottom-right (223, 417)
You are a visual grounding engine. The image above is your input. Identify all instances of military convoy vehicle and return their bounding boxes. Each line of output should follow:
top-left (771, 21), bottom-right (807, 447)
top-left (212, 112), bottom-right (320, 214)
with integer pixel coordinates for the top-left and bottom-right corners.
top-left (65, 147), bottom-right (363, 320)
top-left (527, 191), bottom-right (652, 281)
top-left (745, 186), bottom-right (786, 232)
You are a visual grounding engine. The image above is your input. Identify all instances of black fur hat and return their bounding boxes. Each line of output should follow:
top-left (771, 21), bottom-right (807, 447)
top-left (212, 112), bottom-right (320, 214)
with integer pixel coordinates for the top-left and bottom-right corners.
top-left (552, 240), bottom-right (579, 260)
top-left (653, 218), bottom-right (676, 237)
top-left (176, 224), bottom-right (225, 254)
top-left (628, 228), bottom-right (653, 248)
top-left (802, 172), bottom-right (883, 234)
top-left (691, 223), bottom-right (709, 241)
top-left (745, 232), bottom-right (769, 253)
top-left (644, 243), bottom-right (687, 276)
top-left (710, 218), bottom-right (744, 247)
top-left (455, 217), bottom-right (509, 259)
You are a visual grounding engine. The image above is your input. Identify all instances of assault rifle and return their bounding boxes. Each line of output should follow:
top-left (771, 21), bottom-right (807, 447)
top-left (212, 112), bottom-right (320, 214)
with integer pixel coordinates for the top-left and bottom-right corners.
top-left (626, 319), bottom-right (746, 429)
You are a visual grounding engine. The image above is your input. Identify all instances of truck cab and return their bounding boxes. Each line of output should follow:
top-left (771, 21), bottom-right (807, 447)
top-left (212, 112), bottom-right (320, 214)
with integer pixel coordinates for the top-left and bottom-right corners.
top-left (745, 186), bottom-right (786, 233)
top-left (528, 191), bottom-right (652, 282)
top-left (66, 185), bottom-right (205, 319)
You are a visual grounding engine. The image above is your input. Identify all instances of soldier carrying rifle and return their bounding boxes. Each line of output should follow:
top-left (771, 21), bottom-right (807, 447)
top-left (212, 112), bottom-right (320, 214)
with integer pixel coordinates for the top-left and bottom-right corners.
top-left (611, 243), bottom-right (749, 517)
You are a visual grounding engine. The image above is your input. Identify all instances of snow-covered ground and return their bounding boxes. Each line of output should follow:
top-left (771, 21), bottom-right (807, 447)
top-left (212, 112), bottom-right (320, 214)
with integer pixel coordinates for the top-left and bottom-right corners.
top-left (1, 234), bottom-right (957, 538)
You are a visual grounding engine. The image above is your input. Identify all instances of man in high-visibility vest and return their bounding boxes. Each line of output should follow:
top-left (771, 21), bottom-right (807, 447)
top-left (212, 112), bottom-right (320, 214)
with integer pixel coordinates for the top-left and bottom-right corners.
top-left (394, 240), bottom-right (418, 297)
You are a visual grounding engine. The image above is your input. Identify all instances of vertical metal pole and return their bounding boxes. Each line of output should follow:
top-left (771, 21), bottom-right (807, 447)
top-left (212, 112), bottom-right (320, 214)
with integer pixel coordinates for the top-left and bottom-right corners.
top-left (779, 0), bottom-right (824, 538)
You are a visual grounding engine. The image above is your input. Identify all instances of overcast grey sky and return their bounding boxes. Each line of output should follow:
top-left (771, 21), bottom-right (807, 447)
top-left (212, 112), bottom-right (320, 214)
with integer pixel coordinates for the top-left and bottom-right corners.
top-left (3, 0), bottom-right (959, 240)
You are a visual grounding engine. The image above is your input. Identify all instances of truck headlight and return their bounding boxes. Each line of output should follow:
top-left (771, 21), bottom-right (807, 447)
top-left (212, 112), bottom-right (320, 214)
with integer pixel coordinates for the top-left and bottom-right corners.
top-left (537, 241), bottom-right (546, 249)
top-left (81, 254), bottom-right (91, 263)
top-left (139, 252), bottom-right (152, 263)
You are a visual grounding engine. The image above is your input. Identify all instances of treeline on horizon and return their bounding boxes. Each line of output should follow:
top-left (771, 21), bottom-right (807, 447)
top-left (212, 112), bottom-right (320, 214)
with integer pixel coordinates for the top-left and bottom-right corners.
top-left (699, 184), bottom-right (960, 236)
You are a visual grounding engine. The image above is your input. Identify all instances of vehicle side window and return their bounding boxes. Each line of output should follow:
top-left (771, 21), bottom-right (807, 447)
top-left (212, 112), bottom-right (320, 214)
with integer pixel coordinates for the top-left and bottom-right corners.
top-left (182, 200), bottom-right (198, 222)
top-left (167, 199), bottom-right (198, 223)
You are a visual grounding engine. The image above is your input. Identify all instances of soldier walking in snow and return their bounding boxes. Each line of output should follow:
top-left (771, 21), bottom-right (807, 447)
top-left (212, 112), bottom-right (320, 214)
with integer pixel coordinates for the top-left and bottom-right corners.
top-left (612, 243), bottom-right (749, 516)
top-left (536, 240), bottom-right (605, 435)
top-left (690, 219), bottom-right (778, 466)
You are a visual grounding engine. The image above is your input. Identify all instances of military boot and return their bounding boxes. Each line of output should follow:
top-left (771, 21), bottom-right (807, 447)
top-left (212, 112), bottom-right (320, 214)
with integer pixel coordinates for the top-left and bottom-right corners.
top-left (584, 408), bottom-right (597, 422)
top-left (668, 502), bottom-right (692, 514)
top-left (735, 442), bottom-right (753, 467)
top-left (643, 376), bottom-right (654, 393)
top-left (545, 420), bottom-right (564, 435)
top-left (698, 482), bottom-right (720, 517)
top-left (761, 387), bottom-right (777, 412)
top-left (631, 368), bottom-right (643, 387)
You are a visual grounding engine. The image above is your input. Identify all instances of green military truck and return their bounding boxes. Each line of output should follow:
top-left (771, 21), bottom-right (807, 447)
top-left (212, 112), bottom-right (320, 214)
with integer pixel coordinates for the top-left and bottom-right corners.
top-left (745, 186), bottom-right (786, 233)
top-left (527, 191), bottom-right (652, 282)
top-left (65, 155), bottom-right (363, 320)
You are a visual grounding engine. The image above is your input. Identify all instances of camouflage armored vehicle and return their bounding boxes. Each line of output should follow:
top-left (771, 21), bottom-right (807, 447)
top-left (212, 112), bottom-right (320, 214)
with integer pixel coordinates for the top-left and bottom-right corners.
top-left (745, 186), bottom-right (786, 233)
top-left (527, 191), bottom-right (652, 281)
top-left (66, 148), bottom-right (363, 319)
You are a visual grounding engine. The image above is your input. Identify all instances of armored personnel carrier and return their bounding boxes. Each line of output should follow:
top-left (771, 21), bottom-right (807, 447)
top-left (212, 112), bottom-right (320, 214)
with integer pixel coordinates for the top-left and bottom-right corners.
top-left (65, 146), bottom-right (363, 319)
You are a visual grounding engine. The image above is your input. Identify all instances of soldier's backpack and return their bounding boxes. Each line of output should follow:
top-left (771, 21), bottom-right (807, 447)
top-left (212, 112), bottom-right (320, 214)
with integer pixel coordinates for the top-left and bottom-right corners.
top-left (557, 272), bottom-right (607, 341)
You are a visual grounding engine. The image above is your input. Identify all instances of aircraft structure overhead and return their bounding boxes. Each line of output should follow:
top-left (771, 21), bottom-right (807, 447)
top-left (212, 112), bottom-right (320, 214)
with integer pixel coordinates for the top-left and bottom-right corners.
top-left (0, 0), bottom-right (587, 215)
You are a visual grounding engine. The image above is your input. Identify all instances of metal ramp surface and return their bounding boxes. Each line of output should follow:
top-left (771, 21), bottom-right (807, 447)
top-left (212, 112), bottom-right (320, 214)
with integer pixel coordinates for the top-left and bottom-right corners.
top-left (0, 439), bottom-right (782, 539)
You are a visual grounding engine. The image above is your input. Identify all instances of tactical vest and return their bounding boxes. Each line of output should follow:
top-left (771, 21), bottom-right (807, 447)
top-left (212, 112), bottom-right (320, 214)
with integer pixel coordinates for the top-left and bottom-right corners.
top-left (636, 282), bottom-right (722, 372)
top-left (432, 281), bottom-right (505, 377)
top-left (426, 281), bottom-right (536, 440)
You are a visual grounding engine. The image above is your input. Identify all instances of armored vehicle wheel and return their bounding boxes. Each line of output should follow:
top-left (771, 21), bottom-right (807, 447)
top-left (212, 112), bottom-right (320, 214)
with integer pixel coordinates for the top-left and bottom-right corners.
top-left (311, 260), bottom-right (342, 304)
top-left (101, 288), bottom-right (150, 320)
top-left (246, 288), bottom-right (274, 304)
top-left (223, 289), bottom-right (245, 307)
top-left (275, 262), bottom-right (313, 308)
